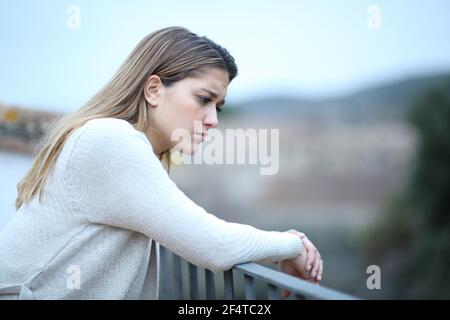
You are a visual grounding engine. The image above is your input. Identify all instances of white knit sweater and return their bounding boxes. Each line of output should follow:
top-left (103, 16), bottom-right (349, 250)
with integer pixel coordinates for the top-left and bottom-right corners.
top-left (0, 117), bottom-right (303, 299)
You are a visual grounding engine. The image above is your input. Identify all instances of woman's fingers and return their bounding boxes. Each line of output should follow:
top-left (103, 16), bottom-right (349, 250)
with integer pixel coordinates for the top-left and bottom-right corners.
top-left (282, 288), bottom-right (292, 298)
top-left (306, 249), bottom-right (316, 272)
top-left (294, 230), bottom-right (306, 239)
top-left (286, 230), bottom-right (323, 285)
top-left (317, 259), bottom-right (323, 283)
top-left (313, 259), bottom-right (323, 284)
top-left (303, 237), bottom-right (316, 271)
top-left (310, 251), bottom-right (321, 279)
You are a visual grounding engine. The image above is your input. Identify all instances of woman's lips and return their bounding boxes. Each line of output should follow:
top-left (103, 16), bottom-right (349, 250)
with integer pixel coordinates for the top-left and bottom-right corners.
top-left (195, 133), bottom-right (205, 142)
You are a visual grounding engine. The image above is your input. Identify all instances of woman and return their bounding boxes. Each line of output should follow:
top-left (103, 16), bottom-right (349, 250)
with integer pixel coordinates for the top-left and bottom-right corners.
top-left (0, 26), bottom-right (323, 299)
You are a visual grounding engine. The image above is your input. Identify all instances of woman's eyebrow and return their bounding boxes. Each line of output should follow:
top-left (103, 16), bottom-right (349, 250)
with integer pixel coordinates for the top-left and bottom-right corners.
top-left (199, 88), bottom-right (226, 105)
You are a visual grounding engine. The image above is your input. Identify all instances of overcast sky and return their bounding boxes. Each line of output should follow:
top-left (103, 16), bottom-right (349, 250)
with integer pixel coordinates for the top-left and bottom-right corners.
top-left (1, 0), bottom-right (450, 113)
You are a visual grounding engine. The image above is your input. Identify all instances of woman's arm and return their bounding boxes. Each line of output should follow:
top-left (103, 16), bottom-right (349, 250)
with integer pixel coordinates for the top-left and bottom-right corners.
top-left (63, 118), bottom-right (304, 272)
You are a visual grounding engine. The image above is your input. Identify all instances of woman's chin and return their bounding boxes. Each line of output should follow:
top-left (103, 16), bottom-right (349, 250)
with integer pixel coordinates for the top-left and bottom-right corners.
top-left (185, 146), bottom-right (198, 156)
top-left (178, 143), bottom-right (198, 156)
top-left (172, 135), bottom-right (204, 156)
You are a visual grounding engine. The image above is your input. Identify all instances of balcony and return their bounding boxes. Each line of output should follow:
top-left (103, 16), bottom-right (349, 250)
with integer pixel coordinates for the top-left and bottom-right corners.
top-left (159, 246), bottom-right (359, 300)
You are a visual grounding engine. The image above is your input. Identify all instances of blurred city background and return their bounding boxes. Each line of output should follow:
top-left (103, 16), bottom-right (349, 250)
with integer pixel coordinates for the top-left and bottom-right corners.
top-left (1, 0), bottom-right (449, 299)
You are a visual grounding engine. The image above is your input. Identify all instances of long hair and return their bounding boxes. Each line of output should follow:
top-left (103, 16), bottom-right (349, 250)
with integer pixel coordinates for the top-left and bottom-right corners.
top-left (15, 26), bottom-right (238, 210)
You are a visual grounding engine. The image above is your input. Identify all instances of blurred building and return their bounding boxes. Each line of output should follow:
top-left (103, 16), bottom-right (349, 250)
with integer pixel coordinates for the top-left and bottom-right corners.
top-left (0, 103), bottom-right (62, 154)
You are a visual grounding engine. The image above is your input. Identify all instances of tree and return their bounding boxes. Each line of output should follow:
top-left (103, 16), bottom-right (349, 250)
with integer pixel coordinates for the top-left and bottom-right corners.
top-left (362, 79), bottom-right (450, 299)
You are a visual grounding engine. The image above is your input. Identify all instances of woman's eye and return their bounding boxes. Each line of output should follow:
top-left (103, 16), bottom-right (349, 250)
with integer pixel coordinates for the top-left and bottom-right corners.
top-left (198, 96), bottom-right (222, 113)
top-left (199, 96), bottom-right (211, 105)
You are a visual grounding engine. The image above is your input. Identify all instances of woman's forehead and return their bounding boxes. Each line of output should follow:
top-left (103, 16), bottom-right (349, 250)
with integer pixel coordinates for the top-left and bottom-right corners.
top-left (188, 70), bottom-right (229, 92)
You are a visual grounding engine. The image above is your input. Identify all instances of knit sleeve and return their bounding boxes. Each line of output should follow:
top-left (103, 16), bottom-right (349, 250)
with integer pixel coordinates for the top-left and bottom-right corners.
top-left (64, 118), bottom-right (303, 272)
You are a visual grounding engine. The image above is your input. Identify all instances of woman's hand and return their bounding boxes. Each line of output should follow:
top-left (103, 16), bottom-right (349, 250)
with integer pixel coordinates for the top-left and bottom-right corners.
top-left (279, 229), bottom-right (324, 298)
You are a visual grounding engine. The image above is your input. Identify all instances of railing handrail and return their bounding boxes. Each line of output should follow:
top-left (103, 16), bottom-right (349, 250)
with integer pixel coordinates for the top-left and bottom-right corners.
top-left (234, 262), bottom-right (359, 300)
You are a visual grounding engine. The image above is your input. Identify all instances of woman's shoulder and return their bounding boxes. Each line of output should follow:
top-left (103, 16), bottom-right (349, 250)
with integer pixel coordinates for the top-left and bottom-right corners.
top-left (84, 117), bottom-right (135, 133)
top-left (76, 117), bottom-right (147, 144)
top-left (66, 117), bottom-right (153, 163)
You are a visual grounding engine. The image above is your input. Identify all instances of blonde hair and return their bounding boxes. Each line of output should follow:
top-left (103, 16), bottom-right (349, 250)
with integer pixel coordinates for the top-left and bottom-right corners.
top-left (15, 26), bottom-right (238, 210)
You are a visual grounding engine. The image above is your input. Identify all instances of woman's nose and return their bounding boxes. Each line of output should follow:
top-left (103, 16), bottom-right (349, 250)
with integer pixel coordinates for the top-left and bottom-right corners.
top-left (204, 107), bottom-right (218, 129)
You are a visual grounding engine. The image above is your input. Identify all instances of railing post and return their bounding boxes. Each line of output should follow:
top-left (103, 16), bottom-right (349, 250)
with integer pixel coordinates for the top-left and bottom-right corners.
top-left (159, 246), bottom-right (171, 299)
top-left (224, 269), bottom-right (235, 300)
top-left (205, 269), bottom-right (216, 300)
top-left (188, 262), bottom-right (199, 300)
top-left (172, 254), bottom-right (183, 299)
top-left (294, 293), bottom-right (307, 300)
top-left (267, 283), bottom-right (280, 300)
top-left (244, 274), bottom-right (256, 300)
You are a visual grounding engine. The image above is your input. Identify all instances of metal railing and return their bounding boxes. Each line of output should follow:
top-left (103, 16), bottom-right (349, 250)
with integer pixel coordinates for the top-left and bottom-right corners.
top-left (159, 246), bottom-right (359, 300)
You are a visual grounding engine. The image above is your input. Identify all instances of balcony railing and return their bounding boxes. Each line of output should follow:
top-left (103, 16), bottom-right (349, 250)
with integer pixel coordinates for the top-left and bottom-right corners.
top-left (159, 246), bottom-right (359, 300)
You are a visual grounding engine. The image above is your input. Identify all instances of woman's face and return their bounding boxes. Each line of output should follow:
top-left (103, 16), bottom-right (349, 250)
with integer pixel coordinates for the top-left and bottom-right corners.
top-left (144, 68), bottom-right (229, 155)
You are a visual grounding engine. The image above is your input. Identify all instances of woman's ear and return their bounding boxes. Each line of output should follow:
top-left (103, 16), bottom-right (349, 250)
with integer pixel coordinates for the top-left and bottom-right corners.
top-left (144, 75), bottom-right (163, 107)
